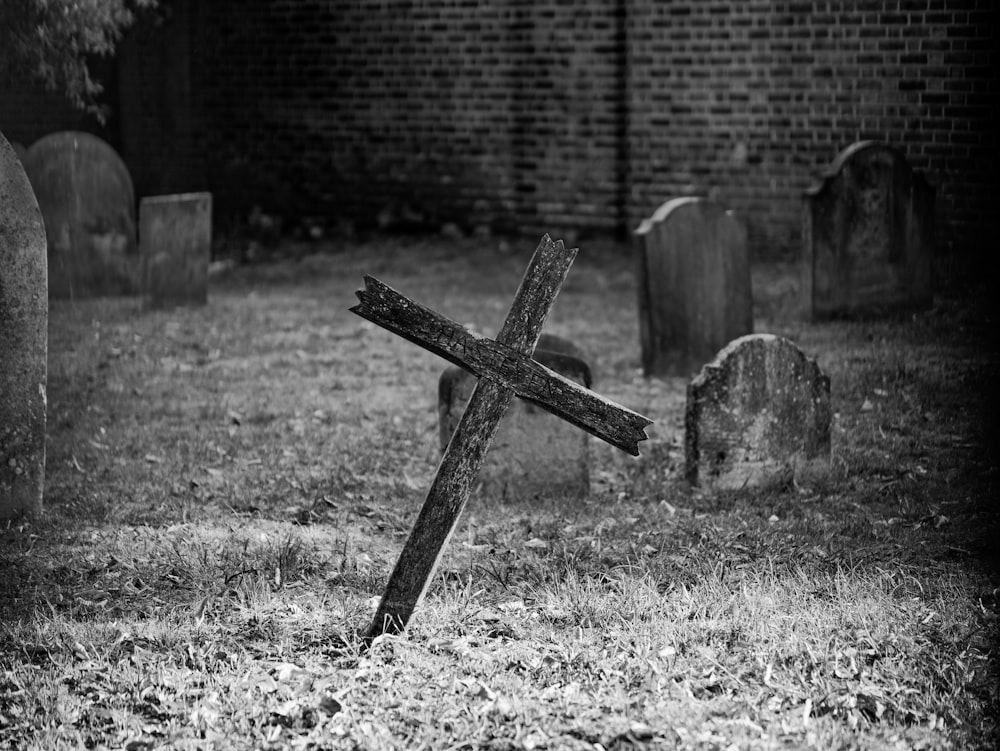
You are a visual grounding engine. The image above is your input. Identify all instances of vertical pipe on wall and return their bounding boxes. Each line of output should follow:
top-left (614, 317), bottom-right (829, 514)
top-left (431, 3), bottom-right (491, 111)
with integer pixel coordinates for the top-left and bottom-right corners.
top-left (614, 0), bottom-right (629, 239)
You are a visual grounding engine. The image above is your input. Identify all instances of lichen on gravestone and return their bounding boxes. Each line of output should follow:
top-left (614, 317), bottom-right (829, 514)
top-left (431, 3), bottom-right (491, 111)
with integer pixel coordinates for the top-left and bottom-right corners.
top-left (685, 334), bottom-right (831, 490)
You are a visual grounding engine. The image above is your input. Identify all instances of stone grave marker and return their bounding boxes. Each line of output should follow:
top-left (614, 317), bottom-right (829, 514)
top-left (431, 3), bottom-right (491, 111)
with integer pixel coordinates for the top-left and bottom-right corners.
top-left (1, 131), bottom-right (48, 520)
top-left (803, 140), bottom-right (934, 319)
top-left (685, 334), bottom-right (830, 490)
top-left (350, 235), bottom-right (652, 640)
top-left (635, 197), bottom-right (753, 377)
top-left (22, 131), bottom-right (138, 299)
top-left (139, 192), bottom-right (212, 308)
top-left (439, 333), bottom-right (593, 500)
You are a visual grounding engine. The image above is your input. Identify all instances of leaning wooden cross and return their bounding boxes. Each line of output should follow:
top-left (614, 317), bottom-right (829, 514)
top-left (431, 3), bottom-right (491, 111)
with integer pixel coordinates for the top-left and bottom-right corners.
top-left (351, 235), bottom-right (653, 641)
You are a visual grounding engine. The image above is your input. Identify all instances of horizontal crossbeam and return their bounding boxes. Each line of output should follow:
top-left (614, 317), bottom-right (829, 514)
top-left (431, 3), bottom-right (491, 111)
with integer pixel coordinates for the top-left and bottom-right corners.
top-left (351, 276), bottom-right (652, 455)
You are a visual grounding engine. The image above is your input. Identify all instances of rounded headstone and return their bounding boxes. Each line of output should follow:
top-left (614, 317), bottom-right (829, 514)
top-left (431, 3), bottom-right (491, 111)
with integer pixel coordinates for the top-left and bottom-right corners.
top-left (685, 334), bottom-right (831, 490)
top-left (532, 333), bottom-right (592, 386)
top-left (803, 141), bottom-right (934, 319)
top-left (22, 131), bottom-right (138, 299)
top-left (438, 335), bottom-right (592, 500)
top-left (0, 131), bottom-right (48, 519)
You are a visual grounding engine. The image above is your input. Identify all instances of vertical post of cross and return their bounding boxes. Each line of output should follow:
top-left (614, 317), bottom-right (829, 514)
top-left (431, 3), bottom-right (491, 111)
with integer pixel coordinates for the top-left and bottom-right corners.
top-left (364, 236), bottom-right (576, 639)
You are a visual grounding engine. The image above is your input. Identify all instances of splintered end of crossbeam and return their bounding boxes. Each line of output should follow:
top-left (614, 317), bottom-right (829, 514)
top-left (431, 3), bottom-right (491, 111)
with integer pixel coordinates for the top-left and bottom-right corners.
top-left (605, 408), bottom-right (654, 457)
top-left (350, 275), bottom-right (388, 318)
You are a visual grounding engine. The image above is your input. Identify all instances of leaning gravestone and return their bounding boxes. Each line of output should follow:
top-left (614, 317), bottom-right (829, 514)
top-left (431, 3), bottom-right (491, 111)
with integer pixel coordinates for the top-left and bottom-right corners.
top-left (439, 334), bottom-right (592, 499)
top-left (139, 192), bottom-right (212, 308)
top-left (685, 334), bottom-right (830, 490)
top-left (635, 197), bottom-right (753, 377)
top-left (22, 131), bottom-right (138, 299)
top-left (0, 131), bottom-right (48, 520)
top-left (803, 141), bottom-right (934, 319)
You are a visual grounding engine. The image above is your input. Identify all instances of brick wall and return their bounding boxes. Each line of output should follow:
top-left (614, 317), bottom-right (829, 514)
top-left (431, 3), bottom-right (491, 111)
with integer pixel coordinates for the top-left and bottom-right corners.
top-left (116, 0), bottom-right (203, 198)
top-left (194, 0), bottom-right (626, 237)
top-left (626, 0), bottom-right (998, 257)
top-left (3, 0), bottom-right (995, 257)
top-left (191, 0), bottom-right (994, 255)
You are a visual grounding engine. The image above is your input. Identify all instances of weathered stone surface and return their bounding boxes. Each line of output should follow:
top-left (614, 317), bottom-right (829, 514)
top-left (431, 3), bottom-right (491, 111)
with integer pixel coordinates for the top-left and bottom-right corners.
top-left (22, 131), bottom-right (138, 299)
top-left (439, 334), bottom-right (592, 500)
top-left (803, 141), bottom-right (934, 319)
top-left (140, 192), bottom-right (212, 307)
top-left (685, 334), bottom-right (830, 490)
top-left (635, 197), bottom-right (753, 377)
top-left (0, 131), bottom-right (48, 520)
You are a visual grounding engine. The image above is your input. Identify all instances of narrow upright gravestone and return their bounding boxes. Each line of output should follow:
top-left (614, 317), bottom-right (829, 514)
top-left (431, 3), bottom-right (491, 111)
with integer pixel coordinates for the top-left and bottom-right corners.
top-left (139, 192), bottom-right (212, 308)
top-left (685, 334), bottom-right (831, 490)
top-left (803, 141), bottom-right (934, 319)
top-left (635, 197), bottom-right (753, 377)
top-left (439, 334), bottom-right (592, 499)
top-left (0, 131), bottom-right (48, 520)
top-left (351, 236), bottom-right (652, 640)
top-left (22, 131), bottom-right (138, 299)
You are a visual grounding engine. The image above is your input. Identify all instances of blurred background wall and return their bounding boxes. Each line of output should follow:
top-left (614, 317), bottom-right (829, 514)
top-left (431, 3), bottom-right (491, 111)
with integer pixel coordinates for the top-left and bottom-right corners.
top-left (2, 0), bottom-right (995, 259)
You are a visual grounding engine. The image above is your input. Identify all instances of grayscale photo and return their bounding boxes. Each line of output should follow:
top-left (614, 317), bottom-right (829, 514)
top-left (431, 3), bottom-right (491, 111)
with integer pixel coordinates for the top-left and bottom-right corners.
top-left (1, 2), bottom-right (996, 748)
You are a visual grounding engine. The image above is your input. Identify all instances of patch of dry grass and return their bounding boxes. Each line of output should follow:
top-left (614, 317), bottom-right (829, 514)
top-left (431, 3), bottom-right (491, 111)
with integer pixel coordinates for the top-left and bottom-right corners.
top-left (1, 235), bottom-right (997, 749)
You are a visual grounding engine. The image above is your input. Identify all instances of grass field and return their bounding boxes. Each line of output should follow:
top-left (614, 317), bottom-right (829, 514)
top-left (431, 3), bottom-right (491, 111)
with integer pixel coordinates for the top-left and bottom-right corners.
top-left (1, 234), bottom-right (997, 749)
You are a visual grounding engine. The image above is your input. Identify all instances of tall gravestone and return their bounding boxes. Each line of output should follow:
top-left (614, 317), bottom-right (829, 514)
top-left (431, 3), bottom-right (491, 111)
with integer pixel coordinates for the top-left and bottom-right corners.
top-left (1, 131), bottom-right (48, 519)
top-left (685, 334), bottom-right (831, 490)
top-left (22, 131), bottom-right (138, 299)
top-left (635, 197), bottom-right (753, 378)
top-left (140, 192), bottom-right (212, 308)
top-left (803, 141), bottom-right (934, 319)
top-left (438, 334), bottom-right (592, 500)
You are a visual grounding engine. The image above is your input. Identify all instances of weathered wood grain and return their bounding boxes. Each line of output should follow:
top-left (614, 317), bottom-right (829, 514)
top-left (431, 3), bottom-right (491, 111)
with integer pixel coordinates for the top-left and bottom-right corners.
top-left (367, 376), bottom-right (514, 636)
top-left (351, 278), bottom-right (651, 455)
top-left (354, 235), bottom-right (652, 641)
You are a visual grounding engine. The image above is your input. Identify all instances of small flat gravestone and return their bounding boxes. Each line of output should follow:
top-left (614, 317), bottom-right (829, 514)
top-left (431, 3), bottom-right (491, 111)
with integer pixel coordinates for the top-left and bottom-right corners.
top-left (140, 192), bottom-right (212, 308)
top-left (0, 130), bottom-right (48, 520)
top-left (22, 131), bottom-right (138, 299)
top-left (635, 197), bottom-right (753, 377)
top-left (685, 334), bottom-right (830, 490)
top-left (803, 141), bottom-right (934, 319)
top-left (439, 334), bottom-right (592, 500)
